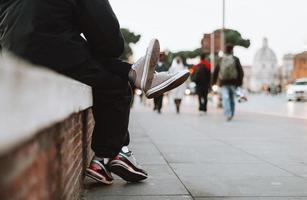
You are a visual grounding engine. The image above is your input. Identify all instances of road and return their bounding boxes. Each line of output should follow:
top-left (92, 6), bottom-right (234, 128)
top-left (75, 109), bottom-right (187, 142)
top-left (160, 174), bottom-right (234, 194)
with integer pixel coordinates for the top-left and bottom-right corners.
top-left (237, 94), bottom-right (307, 120)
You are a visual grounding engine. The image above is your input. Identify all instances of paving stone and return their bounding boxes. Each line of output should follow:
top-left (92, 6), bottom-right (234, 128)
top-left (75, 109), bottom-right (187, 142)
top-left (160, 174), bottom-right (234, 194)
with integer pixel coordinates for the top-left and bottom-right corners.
top-left (84, 195), bottom-right (192, 200)
top-left (195, 197), bottom-right (307, 200)
top-left (83, 165), bottom-right (188, 198)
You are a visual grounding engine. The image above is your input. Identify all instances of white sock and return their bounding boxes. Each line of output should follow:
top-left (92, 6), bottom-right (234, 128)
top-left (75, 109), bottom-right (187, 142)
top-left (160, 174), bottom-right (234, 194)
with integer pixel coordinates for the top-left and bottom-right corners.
top-left (122, 146), bottom-right (129, 153)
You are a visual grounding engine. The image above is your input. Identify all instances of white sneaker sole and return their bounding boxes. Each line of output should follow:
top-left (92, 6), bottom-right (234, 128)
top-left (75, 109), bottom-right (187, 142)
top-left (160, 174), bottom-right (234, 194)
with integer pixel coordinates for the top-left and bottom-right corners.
top-left (146, 70), bottom-right (190, 99)
top-left (141, 39), bottom-right (160, 91)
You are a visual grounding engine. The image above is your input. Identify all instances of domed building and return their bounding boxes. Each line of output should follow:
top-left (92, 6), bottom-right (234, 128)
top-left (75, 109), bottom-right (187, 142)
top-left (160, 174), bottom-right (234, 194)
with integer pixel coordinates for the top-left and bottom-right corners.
top-left (250, 38), bottom-right (279, 92)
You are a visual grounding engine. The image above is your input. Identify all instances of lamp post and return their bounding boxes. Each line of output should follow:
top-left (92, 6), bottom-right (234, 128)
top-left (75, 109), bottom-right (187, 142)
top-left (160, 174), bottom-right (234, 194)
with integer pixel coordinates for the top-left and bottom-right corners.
top-left (220, 0), bottom-right (225, 55)
top-left (211, 0), bottom-right (226, 69)
top-left (223, 0), bottom-right (225, 29)
top-left (210, 33), bottom-right (215, 70)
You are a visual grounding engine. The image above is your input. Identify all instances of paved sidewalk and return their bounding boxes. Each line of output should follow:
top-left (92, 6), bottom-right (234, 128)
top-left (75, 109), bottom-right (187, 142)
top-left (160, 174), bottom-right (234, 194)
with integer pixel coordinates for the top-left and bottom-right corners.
top-left (83, 101), bottom-right (307, 200)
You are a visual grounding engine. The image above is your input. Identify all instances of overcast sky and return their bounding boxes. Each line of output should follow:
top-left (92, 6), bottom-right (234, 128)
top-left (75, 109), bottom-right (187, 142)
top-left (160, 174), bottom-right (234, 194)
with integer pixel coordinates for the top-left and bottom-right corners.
top-left (111, 0), bottom-right (307, 66)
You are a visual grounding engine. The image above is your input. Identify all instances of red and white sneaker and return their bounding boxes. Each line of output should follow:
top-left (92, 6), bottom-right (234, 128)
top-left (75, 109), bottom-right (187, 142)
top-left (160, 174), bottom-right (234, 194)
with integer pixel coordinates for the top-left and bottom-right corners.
top-left (109, 148), bottom-right (148, 183)
top-left (86, 159), bottom-right (113, 185)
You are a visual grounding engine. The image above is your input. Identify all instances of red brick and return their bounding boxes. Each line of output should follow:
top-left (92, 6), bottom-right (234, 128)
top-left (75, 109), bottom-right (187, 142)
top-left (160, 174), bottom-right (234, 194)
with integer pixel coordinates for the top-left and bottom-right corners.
top-left (0, 108), bottom-right (94, 200)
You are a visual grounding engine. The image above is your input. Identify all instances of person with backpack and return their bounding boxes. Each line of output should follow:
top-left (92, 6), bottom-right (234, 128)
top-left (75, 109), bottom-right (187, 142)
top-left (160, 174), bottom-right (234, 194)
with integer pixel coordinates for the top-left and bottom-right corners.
top-left (192, 53), bottom-right (211, 113)
top-left (213, 44), bottom-right (244, 121)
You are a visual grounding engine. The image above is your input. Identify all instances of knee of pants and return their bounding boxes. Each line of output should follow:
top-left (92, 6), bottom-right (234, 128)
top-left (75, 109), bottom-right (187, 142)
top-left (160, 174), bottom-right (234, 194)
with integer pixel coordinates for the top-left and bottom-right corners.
top-left (92, 75), bottom-right (132, 97)
top-left (76, 63), bottom-right (130, 92)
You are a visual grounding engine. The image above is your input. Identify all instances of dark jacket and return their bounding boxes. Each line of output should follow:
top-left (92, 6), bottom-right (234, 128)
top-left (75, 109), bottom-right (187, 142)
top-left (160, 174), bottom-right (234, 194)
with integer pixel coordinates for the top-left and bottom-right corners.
top-left (192, 60), bottom-right (211, 93)
top-left (213, 55), bottom-right (244, 87)
top-left (0, 0), bottom-right (124, 73)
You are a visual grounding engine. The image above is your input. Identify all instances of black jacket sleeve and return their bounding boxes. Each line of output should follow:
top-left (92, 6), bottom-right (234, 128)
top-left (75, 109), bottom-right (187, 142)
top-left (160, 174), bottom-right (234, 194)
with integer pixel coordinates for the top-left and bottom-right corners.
top-left (235, 57), bottom-right (244, 87)
top-left (192, 65), bottom-right (200, 83)
top-left (78, 0), bottom-right (124, 59)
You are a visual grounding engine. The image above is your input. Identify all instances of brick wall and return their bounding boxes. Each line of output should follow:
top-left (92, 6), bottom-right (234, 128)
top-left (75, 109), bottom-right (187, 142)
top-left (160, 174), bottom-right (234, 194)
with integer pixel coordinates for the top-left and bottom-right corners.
top-left (0, 109), bottom-right (94, 200)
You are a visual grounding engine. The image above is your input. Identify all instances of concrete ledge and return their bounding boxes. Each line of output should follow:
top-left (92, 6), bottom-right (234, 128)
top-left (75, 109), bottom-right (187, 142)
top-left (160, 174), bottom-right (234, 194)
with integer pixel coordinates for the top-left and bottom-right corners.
top-left (0, 53), bottom-right (94, 200)
top-left (0, 53), bottom-right (93, 154)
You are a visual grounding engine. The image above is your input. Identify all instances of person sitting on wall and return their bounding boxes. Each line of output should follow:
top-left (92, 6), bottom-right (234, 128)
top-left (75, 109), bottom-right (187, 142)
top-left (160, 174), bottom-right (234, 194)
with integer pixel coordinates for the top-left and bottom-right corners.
top-left (0, 0), bottom-right (189, 184)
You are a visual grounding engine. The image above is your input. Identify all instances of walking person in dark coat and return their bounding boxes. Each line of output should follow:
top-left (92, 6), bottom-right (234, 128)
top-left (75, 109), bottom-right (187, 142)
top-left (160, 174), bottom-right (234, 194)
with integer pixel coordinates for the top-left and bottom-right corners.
top-left (0, 0), bottom-right (190, 184)
top-left (192, 53), bottom-right (211, 113)
top-left (213, 44), bottom-right (244, 121)
top-left (153, 53), bottom-right (168, 113)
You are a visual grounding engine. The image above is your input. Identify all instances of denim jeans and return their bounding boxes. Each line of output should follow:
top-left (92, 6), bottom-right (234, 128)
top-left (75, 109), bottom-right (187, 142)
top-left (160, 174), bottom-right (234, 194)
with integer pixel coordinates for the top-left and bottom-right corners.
top-left (220, 86), bottom-right (236, 117)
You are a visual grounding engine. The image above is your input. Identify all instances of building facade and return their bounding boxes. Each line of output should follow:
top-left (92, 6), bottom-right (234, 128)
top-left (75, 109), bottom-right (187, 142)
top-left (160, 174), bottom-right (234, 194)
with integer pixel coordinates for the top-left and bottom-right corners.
top-left (293, 51), bottom-right (307, 80)
top-left (278, 54), bottom-right (294, 88)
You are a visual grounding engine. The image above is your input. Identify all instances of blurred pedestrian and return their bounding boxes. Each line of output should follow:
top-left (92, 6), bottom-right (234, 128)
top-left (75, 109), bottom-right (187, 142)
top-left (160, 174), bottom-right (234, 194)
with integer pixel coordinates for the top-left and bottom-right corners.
top-left (169, 57), bottom-right (187, 114)
top-left (153, 53), bottom-right (168, 113)
top-left (0, 0), bottom-right (190, 185)
top-left (192, 53), bottom-right (211, 113)
top-left (276, 84), bottom-right (282, 94)
top-left (213, 44), bottom-right (244, 121)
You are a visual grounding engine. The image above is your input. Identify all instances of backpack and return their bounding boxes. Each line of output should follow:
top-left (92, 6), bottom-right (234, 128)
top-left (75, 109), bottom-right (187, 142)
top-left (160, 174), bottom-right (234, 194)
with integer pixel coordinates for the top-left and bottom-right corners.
top-left (218, 55), bottom-right (238, 81)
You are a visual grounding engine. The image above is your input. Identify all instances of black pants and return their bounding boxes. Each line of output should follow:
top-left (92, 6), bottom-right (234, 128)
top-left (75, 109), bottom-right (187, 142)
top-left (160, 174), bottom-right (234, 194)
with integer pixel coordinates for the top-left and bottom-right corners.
top-left (64, 59), bottom-right (132, 158)
top-left (153, 95), bottom-right (163, 111)
top-left (174, 99), bottom-right (182, 113)
top-left (197, 87), bottom-right (209, 112)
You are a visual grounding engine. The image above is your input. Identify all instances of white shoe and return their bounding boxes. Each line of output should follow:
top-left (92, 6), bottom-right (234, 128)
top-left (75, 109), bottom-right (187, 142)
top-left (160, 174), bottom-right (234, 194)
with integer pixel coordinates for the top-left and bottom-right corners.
top-left (132, 39), bottom-right (160, 92)
top-left (145, 70), bottom-right (190, 99)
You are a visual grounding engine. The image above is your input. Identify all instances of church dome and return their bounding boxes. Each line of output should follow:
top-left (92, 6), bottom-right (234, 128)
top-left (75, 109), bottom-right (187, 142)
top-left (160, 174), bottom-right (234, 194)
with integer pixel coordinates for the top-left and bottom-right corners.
top-left (253, 38), bottom-right (277, 63)
top-left (250, 38), bottom-right (279, 92)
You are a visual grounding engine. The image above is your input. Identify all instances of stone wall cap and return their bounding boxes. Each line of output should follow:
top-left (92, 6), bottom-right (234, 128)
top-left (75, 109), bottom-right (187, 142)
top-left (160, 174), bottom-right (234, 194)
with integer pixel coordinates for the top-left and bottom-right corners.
top-left (0, 53), bottom-right (93, 155)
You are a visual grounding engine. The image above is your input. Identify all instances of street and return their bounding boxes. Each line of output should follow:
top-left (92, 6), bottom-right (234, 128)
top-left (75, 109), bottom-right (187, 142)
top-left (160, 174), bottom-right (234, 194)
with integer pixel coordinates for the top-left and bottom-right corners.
top-left (237, 94), bottom-right (307, 120)
top-left (84, 94), bottom-right (307, 200)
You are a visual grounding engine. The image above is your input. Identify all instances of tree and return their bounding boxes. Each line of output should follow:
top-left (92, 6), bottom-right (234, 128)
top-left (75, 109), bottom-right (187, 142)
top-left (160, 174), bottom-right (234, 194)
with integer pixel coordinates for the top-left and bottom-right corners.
top-left (165, 29), bottom-right (250, 67)
top-left (120, 28), bottom-right (141, 61)
top-left (215, 28), bottom-right (250, 48)
top-left (164, 48), bottom-right (203, 67)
